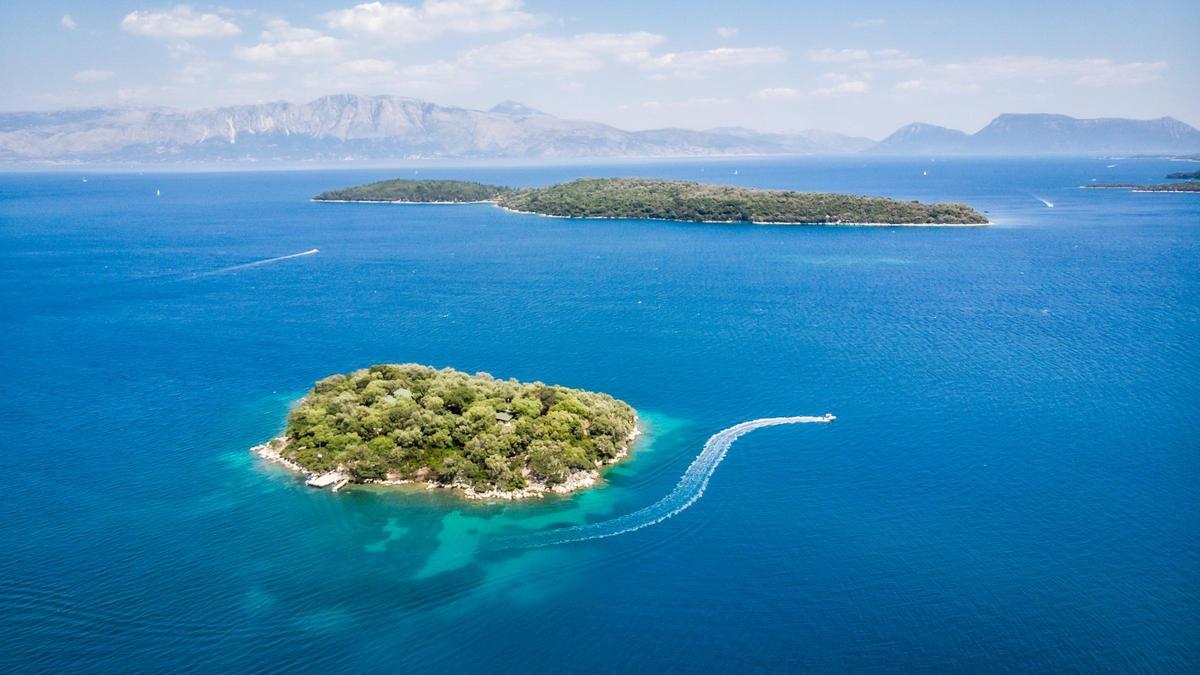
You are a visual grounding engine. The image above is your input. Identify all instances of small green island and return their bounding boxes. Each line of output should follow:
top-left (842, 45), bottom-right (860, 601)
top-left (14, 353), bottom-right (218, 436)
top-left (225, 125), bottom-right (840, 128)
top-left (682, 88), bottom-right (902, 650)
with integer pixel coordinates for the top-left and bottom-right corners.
top-left (253, 364), bottom-right (639, 500)
top-left (1083, 181), bottom-right (1200, 192)
top-left (314, 177), bottom-right (989, 225)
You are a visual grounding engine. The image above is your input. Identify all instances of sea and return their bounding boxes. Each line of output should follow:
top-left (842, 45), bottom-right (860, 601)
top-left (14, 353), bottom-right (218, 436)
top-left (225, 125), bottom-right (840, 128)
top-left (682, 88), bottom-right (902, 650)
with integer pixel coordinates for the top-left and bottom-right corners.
top-left (1, 157), bottom-right (1197, 672)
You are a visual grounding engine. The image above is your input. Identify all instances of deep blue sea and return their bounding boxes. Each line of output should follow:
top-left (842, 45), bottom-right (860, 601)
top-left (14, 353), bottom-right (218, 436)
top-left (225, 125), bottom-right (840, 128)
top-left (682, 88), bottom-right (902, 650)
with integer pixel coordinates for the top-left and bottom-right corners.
top-left (1, 157), bottom-right (1197, 672)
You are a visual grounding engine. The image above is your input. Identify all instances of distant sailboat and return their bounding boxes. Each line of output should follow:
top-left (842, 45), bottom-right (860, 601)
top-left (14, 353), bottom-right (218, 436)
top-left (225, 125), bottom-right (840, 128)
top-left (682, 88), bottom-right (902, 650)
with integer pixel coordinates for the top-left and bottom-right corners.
top-left (733, 169), bottom-right (739, 175)
top-left (81, 177), bottom-right (88, 183)
top-left (155, 189), bottom-right (161, 197)
top-left (922, 170), bottom-right (928, 176)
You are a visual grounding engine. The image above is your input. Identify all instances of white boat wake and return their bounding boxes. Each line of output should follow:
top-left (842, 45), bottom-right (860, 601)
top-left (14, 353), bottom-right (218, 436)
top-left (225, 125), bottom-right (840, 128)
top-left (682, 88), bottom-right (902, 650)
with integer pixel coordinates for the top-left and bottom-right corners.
top-left (500, 414), bottom-right (835, 549)
top-left (1034, 195), bottom-right (1054, 208)
top-left (192, 248), bottom-right (318, 277)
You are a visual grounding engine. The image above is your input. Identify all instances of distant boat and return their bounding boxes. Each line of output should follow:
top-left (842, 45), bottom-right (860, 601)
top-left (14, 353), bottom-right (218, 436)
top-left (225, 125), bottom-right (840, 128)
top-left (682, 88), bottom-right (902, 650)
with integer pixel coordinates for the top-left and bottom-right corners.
top-left (733, 169), bottom-right (739, 175)
top-left (922, 170), bottom-right (928, 176)
top-left (1107, 164), bottom-right (1118, 168)
top-left (155, 189), bottom-right (161, 197)
top-left (81, 177), bottom-right (88, 183)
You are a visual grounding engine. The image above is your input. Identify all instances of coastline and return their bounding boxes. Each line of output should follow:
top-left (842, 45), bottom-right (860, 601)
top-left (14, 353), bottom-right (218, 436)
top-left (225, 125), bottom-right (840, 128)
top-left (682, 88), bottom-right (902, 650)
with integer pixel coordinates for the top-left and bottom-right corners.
top-left (252, 419), bottom-right (643, 501)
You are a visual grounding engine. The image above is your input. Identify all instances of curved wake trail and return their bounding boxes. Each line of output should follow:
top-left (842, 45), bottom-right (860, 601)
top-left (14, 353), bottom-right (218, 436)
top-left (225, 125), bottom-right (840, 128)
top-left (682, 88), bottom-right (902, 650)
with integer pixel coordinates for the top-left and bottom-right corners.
top-left (191, 248), bottom-right (319, 277)
top-left (499, 414), bottom-right (834, 549)
top-left (1033, 195), bottom-right (1054, 208)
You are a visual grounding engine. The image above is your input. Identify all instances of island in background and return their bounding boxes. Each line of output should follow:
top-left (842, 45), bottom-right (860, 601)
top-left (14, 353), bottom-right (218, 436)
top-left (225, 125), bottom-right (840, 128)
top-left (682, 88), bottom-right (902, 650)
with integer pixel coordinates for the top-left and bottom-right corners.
top-left (314, 177), bottom-right (989, 225)
top-left (253, 364), bottom-right (639, 500)
top-left (1083, 181), bottom-right (1200, 192)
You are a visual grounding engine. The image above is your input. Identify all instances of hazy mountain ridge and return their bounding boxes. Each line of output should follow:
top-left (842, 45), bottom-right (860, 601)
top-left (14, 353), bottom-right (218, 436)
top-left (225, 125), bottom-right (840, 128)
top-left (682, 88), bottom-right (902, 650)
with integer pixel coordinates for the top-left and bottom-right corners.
top-left (0, 94), bottom-right (854, 164)
top-left (1, 95), bottom-right (1197, 164)
top-left (872, 113), bottom-right (1200, 155)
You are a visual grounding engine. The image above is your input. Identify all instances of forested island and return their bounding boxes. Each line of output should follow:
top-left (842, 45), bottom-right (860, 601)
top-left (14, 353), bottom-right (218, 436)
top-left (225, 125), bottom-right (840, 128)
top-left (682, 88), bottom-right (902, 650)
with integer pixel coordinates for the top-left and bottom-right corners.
top-left (253, 364), bottom-right (639, 500)
top-left (314, 177), bottom-right (988, 225)
top-left (1083, 181), bottom-right (1200, 192)
top-left (1165, 170), bottom-right (1200, 180)
top-left (314, 179), bottom-right (510, 202)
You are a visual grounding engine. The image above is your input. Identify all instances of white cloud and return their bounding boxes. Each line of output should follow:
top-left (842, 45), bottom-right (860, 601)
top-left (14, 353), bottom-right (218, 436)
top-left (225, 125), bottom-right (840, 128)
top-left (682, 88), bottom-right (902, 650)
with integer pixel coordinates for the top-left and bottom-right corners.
top-left (323, 0), bottom-right (537, 41)
top-left (813, 79), bottom-right (870, 96)
top-left (341, 58), bottom-right (396, 75)
top-left (808, 48), bottom-right (870, 63)
top-left (61, 14), bottom-right (77, 30)
top-left (230, 71), bottom-right (272, 85)
top-left (716, 26), bottom-right (738, 38)
top-left (74, 69), bottom-right (114, 84)
top-left (462, 33), bottom-right (784, 78)
top-left (462, 32), bottom-right (664, 71)
top-left (754, 86), bottom-right (800, 99)
top-left (120, 5), bottom-right (240, 38)
top-left (235, 20), bottom-right (341, 64)
top-left (896, 55), bottom-right (1168, 91)
top-left (641, 47), bottom-right (787, 76)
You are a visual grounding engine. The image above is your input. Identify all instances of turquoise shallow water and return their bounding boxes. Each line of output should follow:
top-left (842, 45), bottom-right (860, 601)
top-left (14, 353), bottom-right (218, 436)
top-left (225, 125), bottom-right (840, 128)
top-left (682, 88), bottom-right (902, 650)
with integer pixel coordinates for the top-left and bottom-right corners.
top-left (1, 157), bottom-right (1198, 671)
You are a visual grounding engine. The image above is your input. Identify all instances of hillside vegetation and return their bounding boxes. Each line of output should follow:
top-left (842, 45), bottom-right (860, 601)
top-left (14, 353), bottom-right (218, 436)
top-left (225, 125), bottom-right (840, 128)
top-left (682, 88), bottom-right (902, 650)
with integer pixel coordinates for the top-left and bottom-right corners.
top-left (315, 179), bottom-right (510, 202)
top-left (496, 178), bottom-right (988, 224)
top-left (1084, 181), bottom-right (1200, 192)
top-left (315, 177), bottom-right (989, 224)
top-left (278, 364), bottom-right (638, 494)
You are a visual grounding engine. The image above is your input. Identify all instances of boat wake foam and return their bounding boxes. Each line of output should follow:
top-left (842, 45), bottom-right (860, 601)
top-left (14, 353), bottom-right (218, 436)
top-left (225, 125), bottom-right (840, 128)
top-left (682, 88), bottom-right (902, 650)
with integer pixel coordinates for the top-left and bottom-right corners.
top-left (499, 414), bottom-right (834, 549)
top-left (193, 248), bottom-right (319, 277)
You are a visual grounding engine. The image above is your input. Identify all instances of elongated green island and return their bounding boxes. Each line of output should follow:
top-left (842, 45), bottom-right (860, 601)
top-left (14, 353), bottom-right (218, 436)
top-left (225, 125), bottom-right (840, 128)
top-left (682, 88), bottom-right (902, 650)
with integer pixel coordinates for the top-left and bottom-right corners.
top-left (253, 364), bottom-right (639, 500)
top-left (1083, 181), bottom-right (1200, 192)
top-left (314, 177), bottom-right (989, 225)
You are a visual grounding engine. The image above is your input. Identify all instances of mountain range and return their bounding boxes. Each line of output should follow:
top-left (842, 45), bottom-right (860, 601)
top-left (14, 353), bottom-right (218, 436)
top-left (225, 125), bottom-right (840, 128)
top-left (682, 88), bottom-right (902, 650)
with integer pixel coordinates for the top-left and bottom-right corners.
top-left (0, 94), bottom-right (1197, 165)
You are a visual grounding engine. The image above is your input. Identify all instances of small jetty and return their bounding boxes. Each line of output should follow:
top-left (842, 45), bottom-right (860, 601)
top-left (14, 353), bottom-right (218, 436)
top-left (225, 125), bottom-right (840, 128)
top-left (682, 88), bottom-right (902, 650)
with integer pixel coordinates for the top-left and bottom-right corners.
top-left (306, 471), bottom-right (350, 492)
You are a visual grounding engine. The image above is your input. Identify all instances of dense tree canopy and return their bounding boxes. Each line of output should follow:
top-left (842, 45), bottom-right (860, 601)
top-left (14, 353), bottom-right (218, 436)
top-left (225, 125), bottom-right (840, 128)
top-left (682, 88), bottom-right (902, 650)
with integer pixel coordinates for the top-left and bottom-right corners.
top-left (281, 364), bottom-right (637, 492)
top-left (313, 177), bottom-right (988, 224)
top-left (496, 178), bottom-right (988, 224)
top-left (314, 179), bottom-right (510, 202)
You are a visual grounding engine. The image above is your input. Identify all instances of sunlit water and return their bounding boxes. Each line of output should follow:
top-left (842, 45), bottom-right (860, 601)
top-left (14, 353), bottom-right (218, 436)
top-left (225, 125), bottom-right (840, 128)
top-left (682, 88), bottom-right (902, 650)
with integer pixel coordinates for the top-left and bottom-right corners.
top-left (1, 157), bottom-right (1197, 671)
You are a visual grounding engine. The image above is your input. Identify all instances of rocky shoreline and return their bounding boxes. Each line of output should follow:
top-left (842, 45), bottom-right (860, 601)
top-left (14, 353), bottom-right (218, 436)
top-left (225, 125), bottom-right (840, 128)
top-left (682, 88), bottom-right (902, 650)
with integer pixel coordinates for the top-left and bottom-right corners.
top-left (252, 423), bottom-right (642, 501)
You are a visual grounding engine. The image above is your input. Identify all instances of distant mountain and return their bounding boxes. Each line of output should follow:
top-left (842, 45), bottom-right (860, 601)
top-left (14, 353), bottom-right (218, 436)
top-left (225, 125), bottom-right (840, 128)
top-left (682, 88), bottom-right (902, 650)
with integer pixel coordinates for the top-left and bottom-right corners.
top-left (2, 97), bottom-right (1196, 164)
top-left (869, 123), bottom-right (970, 155)
top-left (705, 126), bottom-right (875, 154)
top-left (487, 101), bottom-right (546, 116)
top-left (870, 114), bottom-right (1200, 155)
top-left (0, 94), bottom-right (849, 165)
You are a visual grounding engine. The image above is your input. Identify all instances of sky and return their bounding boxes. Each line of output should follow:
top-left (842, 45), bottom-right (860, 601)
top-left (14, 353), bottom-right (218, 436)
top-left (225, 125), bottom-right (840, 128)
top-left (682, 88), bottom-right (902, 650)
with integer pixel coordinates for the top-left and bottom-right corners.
top-left (1, 1), bottom-right (1197, 138)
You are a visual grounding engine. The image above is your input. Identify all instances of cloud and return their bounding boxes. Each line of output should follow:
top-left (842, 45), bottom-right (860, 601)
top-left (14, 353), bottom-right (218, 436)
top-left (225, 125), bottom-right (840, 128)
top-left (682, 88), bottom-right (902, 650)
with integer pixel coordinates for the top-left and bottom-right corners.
top-left (323, 0), bottom-right (537, 41)
top-left (896, 55), bottom-right (1168, 91)
top-left (850, 18), bottom-right (885, 28)
top-left (813, 80), bottom-right (870, 96)
top-left (808, 48), bottom-right (922, 70)
top-left (754, 86), bottom-right (800, 99)
top-left (120, 5), bottom-right (241, 38)
top-left (235, 20), bottom-right (341, 64)
top-left (641, 47), bottom-right (787, 76)
top-left (462, 32), bottom-right (664, 71)
top-left (716, 26), bottom-right (738, 38)
top-left (341, 58), bottom-right (396, 75)
top-left (462, 33), bottom-right (784, 78)
top-left (61, 15), bottom-right (77, 30)
top-left (74, 69), bottom-right (114, 84)
top-left (808, 48), bottom-right (870, 63)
